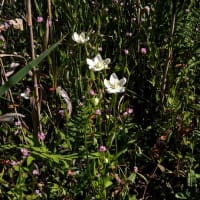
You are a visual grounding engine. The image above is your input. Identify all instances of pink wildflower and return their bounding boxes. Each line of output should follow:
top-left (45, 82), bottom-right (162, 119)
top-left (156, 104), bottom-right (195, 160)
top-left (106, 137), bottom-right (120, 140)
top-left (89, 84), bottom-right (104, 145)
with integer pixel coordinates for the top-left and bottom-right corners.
top-left (95, 109), bottom-right (101, 115)
top-left (124, 49), bottom-right (129, 55)
top-left (33, 169), bottom-right (39, 175)
top-left (38, 132), bottom-right (46, 142)
top-left (58, 109), bottom-right (65, 117)
top-left (123, 111), bottom-right (128, 117)
top-left (79, 102), bottom-right (83, 106)
top-left (127, 108), bottom-right (134, 114)
top-left (134, 166), bottom-right (138, 173)
top-left (21, 148), bottom-right (29, 157)
top-left (15, 120), bottom-right (21, 126)
top-left (37, 16), bottom-right (43, 23)
top-left (98, 47), bottom-right (103, 52)
top-left (99, 145), bottom-right (106, 152)
top-left (35, 189), bottom-right (42, 197)
top-left (90, 89), bottom-right (96, 96)
top-left (141, 47), bottom-right (147, 55)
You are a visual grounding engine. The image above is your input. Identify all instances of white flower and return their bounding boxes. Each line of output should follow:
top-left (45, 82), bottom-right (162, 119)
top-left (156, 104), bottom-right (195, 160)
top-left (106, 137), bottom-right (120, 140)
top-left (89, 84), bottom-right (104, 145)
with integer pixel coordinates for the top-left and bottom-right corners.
top-left (104, 73), bottom-right (126, 93)
top-left (72, 32), bottom-right (89, 44)
top-left (86, 54), bottom-right (110, 71)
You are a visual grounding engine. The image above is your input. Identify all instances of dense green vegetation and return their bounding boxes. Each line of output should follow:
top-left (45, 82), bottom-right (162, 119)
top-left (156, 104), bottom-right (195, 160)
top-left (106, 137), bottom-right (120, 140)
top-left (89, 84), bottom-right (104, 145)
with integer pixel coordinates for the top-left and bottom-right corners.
top-left (0, 0), bottom-right (200, 199)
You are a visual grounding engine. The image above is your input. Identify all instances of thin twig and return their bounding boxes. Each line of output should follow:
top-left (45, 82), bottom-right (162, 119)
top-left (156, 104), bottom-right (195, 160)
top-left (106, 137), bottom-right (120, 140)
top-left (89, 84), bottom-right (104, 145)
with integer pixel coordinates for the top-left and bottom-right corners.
top-left (44, 0), bottom-right (52, 50)
top-left (26, 0), bottom-right (42, 138)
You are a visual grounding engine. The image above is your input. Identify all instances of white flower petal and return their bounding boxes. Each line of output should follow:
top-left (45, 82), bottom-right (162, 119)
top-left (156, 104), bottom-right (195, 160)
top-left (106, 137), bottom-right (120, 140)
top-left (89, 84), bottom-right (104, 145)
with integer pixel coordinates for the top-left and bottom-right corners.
top-left (106, 88), bottom-right (114, 93)
top-left (80, 32), bottom-right (86, 38)
top-left (86, 58), bottom-right (95, 67)
top-left (103, 58), bottom-right (111, 65)
top-left (72, 32), bottom-right (89, 43)
top-left (80, 32), bottom-right (89, 43)
top-left (72, 32), bottom-right (79, 42)
top-left (110, 73), bottom-right (119, 85)
top-left (118, 87), bottom-right (125, 93)
top-left (119, 78), bottom-right (127, 86)
top-left (104, 79), bottom-right (112, 88)
top-left (94, 54), bottom-right (102, 63)
top-left (89, 65), bottom-right (95, 70)
top-left (96, 53), bottom-right (102, 60)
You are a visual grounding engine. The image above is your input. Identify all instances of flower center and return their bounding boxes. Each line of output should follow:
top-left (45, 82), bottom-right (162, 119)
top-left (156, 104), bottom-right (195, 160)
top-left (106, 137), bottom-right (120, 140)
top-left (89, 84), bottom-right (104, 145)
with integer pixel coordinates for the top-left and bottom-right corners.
top-left (96, 61), bottom-right (104, 69)
top-left (110, 81), bottom-right (119, 89)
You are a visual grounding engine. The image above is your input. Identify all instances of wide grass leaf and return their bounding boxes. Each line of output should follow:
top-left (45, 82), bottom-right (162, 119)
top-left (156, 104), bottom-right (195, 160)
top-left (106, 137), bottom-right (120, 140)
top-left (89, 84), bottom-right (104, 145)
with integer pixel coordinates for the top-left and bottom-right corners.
top-left (0, 38), bottom-right (63, 97)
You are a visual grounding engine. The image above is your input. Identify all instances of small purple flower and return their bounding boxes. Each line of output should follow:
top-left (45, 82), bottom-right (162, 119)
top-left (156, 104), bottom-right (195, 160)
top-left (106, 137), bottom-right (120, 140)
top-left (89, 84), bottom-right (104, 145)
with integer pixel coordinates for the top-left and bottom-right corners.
top-left (95, 109), bottom-right (101, 115)
top-left (21, 148), bottom-right (29, 157)
top-left (141, 47), bottom-right (147, 55)
top-left (90, 89), bottom-right (96, 96)
top-left (58, 109), bottom-right (65, 117)
top-left (15, 120), bottom-right (21, 126)
top-left (33, 169), bottom-right (39, 175)
top-left (134, 166), bottom-right (138, 173)
top-left (0, 35), bottom-right (5, 41)
top-left (4, 22), bottom-right (10, 29)
top-left (79, 101), bottom-right (83, 106)
top-left (96, 173), bottom-right (101, 178)
top-left (21, 87), bottom-right (31, 99)
top-left (35, 189), bottom-right (42, 197)
top-left (124, 49), bottom-right (129, 55)
top-left (26, 87), bottom-right (31, 94)
top-left (123, 111), bottom-right (128, 117)
top-left (10, 161), bottom-right (17, 166)
top-left (38, 132), bottom-right (46, 142)
top-left (10, 160), bottom-right (22, 166)
top-left (99, 145), bottom-right (106, 152)
top-left (37, 16), bottom-right (43, 23)
top-left (98, 47), bottom-right (103, 52)
top-left (127, 108), bottom-right (134, 114)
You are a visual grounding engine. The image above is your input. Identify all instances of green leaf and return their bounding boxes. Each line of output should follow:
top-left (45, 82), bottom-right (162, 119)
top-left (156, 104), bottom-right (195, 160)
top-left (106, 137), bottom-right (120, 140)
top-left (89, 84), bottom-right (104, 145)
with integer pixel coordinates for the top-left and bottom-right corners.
top-left (0, 38), bottom-right (63, 97)
top-left (191, 104), bottom-right (200, 111)
top-left (157, 164), bottom-right (166, 172)
top-left (127, 173), bottom-right (136, 183)
top-left (129, 195), bottom-right (137, 200)
top-left (103, 177), bottom-right (113, 188)
top-left (175, 193), bottom-right (188, 199)
top-left (187, 169), bottom-right (196, 187)
top-left (137, 173), bottom-right (148, 184)
top-left (27, 156), bottom-right (35, 166)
